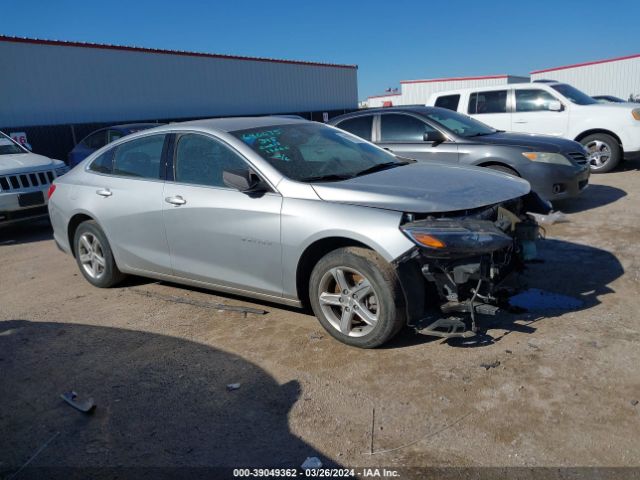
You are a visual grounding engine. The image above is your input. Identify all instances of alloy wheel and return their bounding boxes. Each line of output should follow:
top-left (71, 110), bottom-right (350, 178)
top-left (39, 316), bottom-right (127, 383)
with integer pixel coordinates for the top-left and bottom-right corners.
top-left (317, 266), bottom-right (379, 337)
top-left (78, 232), bottom-right (106, 280)
top-left (586, 139), bottom-right (612, 170)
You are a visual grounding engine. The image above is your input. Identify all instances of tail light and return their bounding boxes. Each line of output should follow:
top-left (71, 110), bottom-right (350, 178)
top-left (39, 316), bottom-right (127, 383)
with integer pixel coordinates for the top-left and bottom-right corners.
top-left (47, 184), bottom-right (56, 199)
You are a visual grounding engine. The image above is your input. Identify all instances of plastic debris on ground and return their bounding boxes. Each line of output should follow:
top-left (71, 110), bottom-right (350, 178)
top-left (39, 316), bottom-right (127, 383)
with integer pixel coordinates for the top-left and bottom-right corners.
top-left (527, 211), bottom-right (569, 225)
top-left (226, 383), bottom-right (241, 391)
top-left (61, 391), bottom-right (96, 413)
top-left (301, 457), bottom-right (323, 470)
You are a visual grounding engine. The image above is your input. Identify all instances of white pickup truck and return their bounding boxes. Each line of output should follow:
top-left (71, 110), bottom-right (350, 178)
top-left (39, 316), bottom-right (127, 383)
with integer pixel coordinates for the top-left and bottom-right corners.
top-left (0, 132), bottom-right (68, 226)
top-left (427, 82), bottom-right (640, 172)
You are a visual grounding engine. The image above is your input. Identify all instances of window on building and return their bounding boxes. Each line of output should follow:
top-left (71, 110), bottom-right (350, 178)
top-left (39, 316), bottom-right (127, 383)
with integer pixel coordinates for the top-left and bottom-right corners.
top-left (112, 135), bottom-right (165, 179)
top-left (174, 134), bottom-right (248, 188)
top-left (434, 94), bottom-right (461, 111)
top-left (468, 90), bottom-right (508, 114)
top-left (335, 116), bottom-right (373, 141)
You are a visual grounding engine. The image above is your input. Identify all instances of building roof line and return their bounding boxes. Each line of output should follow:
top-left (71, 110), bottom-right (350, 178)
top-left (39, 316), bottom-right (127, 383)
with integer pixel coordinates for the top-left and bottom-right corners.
top-left (368, 93), bottom-right (402, 99)
top-left (0, 35), bottom-right (358, 70)
top-left (530, 53), bottom-right (640, 74)
top-left (400, 74), bottom-right (510, 84)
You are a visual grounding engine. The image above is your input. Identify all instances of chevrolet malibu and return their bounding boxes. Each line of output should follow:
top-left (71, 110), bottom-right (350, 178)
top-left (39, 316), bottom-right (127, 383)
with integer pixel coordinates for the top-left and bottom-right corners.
top-left (48, 117), bottom-right (545, 348)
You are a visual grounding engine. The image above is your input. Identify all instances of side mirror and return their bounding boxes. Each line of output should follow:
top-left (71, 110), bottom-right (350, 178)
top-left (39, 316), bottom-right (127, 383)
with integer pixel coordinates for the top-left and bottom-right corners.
top-left (423, 131), bottom-right (446, 144)
top-left (548, 100), bottom-right (563, 112)
top-left (223, 168), bottom-right (268, 193)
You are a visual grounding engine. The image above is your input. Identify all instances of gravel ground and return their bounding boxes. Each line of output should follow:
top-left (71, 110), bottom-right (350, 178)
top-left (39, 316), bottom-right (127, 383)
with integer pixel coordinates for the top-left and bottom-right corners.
top-left (1, 162), bottom-right (639, 479)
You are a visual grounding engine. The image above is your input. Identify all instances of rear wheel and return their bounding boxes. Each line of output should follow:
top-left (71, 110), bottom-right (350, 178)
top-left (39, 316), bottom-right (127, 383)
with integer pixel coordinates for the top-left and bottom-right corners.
top-left (581, 133), bottom-right (621, 173)
top-left (309, 247), bottom-right (406, 348)
top-left (74, 221), bottom-right (126, 288)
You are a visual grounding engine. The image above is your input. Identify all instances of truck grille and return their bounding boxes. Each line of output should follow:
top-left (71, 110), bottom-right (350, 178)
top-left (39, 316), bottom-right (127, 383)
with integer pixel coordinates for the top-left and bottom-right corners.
top-left (566, 152), bottom-right (588, 165)
top-left (0, 170), bottom-right (56, 191)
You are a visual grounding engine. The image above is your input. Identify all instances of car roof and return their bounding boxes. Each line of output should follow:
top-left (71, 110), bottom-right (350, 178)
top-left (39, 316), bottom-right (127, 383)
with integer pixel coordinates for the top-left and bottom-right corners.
top-left (332, 106), bottom-right (441, 122)
top-left (148, 116), bottom-right (310, 134)
top-left (430, 82), bottom-right (562, 97)
top-left (111, 122), bottom-right (162, 131)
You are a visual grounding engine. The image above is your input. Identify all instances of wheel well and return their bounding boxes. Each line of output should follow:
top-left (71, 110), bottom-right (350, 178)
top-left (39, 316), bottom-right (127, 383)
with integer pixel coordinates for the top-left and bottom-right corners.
top-left (574, 129), bottom-right (622, 149)
top-left (67, 214), bottom-right (94, 257)
top-left (296, 237), bottom-right (369, 308)
top-left (477, 162), bottom-right (520, 176)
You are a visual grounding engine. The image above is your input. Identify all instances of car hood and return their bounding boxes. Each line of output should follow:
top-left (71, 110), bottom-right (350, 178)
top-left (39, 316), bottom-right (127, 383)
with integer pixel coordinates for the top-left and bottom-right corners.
top-left (0, 153), bottom-right (62, 174)
top-left (311, 162), bottom-right (530, 213)
top-left (469, 132), bottom-right (582, 153)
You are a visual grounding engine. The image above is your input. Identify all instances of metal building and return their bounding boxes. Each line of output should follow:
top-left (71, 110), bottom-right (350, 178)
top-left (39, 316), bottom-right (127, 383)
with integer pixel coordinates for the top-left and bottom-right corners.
top-left (530, 54), bottom-right (640, 100)
top-left (366, 74), bottom-right (529, 107)
top-left (0, 35), bottom-right (358, 158)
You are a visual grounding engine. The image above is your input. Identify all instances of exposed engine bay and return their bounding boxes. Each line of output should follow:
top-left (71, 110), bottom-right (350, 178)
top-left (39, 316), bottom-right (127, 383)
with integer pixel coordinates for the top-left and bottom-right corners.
top-left (395, 192), bottom-right (550, 339)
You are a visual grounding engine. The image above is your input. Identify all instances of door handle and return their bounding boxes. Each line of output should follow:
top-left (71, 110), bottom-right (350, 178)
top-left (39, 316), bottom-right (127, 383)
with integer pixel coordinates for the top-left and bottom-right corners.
top-left (96, 188), bottom-right (112, 197)
top-left (513, 120), bottom-right (528, 124)
top-left (165, 195), bottom-right (186, 206)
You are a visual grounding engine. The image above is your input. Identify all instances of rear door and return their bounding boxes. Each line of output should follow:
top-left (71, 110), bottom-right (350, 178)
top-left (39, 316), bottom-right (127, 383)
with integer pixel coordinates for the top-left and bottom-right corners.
top-left (162, 132), bottom-right (283, 297)
top-left (333, 115), bottom-right (374, 142)
top-left (376, 113), bottom-right (458, 162)
top-left (467, 89), bottom-right (512, 131)
top-left (83, 134), bottom-right (172, 274)
top-left (511, 88), bottom-right (569, 136)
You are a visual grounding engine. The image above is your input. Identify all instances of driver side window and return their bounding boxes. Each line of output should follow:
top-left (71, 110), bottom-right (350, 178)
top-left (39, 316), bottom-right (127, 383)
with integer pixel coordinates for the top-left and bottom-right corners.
top-left (174, 134), bottom-right (248, 188)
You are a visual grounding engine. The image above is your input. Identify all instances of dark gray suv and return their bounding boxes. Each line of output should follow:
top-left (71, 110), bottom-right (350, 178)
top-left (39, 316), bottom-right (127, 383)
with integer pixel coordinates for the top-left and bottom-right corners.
top-left (330, 107), bottom-right (590, 201)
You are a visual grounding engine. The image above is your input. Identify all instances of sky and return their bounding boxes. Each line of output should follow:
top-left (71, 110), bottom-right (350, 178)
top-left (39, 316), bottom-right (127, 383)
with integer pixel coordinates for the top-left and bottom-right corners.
top-left (2, 0), bottom-right (639, 100)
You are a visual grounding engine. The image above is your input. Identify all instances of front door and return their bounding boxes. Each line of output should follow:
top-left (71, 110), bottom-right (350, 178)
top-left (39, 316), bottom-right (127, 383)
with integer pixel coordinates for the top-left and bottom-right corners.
top-left (162, 133), bottom-right (283, 297)
top-left (511, 89), bottom-right (569, 137)
top-left (376, 113), bottom-right (459, 163)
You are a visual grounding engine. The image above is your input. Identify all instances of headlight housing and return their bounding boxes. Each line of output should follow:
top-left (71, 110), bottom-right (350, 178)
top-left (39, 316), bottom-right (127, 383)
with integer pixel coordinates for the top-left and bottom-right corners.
top-left (521, 152), bottom-right (573, 166)
top-left (401, 218), bottom-right (513, 258)
top-left (632, 108), bottom-right (640, 121)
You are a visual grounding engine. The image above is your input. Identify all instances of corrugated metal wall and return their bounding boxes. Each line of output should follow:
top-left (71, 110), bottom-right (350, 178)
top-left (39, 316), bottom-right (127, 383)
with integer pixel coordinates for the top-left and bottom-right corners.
top-left (530, 56), bottom-right (640, 99)
top-left (367, 75), bottom-right (529, 107)
top-left (0, 39), bottom-right (358, 128)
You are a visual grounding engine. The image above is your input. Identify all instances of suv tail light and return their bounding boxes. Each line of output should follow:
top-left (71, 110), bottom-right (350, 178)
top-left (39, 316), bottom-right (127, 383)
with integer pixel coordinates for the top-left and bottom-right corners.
top-left (47, 184), bottom-right (56, 199)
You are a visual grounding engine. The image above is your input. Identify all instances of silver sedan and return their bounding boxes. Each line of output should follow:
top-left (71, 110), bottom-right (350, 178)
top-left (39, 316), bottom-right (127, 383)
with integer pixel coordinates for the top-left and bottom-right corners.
top-left (49, 117), bottom-right (539, 348)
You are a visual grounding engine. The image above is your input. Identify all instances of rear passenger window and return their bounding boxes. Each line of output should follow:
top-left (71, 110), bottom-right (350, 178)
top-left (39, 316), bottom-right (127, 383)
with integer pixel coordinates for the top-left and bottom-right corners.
top-left (88, 151), bottom-right (113, 174)
top-left (336, 116), bottom-right (373, 141)
top-left (468, 90), bottom-right (507, 114)
top-left (112, 135), bottom-right (165, 179)
top-left (81, 131), bottom-right (107, 149)
top-left (434, 94), bottom-right (460, 111)
top-left (174, 134), bottom-right (248, 188)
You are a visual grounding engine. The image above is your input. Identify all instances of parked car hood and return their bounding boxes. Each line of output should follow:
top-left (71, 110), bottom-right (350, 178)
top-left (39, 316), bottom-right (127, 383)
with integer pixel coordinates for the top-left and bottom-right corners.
top-left (469, 132), bottom-right (582, 153)
top-left (311, 162), bottom-right (530, 213)
top-left (0, 153), bottom-right (63, 175)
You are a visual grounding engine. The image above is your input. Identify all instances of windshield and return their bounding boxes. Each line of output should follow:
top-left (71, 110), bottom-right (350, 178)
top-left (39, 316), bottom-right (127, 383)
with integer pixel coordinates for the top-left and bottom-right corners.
top-left (0, 133), bottom-right (27, 155)
top-left (424, 108), bottom-right (497, 138)
top-left (231, 123), bottom-right (405, 182)
top-left (551, 84), bottom-right (597, 105)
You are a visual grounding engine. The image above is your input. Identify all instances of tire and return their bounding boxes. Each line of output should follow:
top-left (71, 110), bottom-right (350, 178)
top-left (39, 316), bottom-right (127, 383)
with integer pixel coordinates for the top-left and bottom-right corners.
top-left (485, 164), bottom-right (519, 176)
top-left (73, 220), bottom-right (126, 288)
top-left (580, 133), bottom-right (621, 173)
top-left (308, 247), bottom-right (406, 348)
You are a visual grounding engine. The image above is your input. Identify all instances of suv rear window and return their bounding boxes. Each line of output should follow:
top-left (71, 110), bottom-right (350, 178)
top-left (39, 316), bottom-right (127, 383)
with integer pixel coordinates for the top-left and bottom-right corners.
top-left (468, 90), bottom-right (507, 114)
top-left (434, 94), bottom-right (460, 111)
top-left (335, 116), bottom-right (373, 141)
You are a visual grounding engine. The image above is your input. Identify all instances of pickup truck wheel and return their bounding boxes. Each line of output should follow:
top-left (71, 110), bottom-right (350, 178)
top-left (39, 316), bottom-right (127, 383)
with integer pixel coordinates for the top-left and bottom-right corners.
top-left (74, 221), bottom-right (126, 288)
top-left (581, 133), bottom-right (621, 173)
top-left (309, 247), bottom-right (406, 348)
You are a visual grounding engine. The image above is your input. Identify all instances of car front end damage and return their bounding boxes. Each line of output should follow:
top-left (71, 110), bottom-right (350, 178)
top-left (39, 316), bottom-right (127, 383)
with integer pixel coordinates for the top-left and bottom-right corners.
top-left (394, 192), bottom-right (548, 339)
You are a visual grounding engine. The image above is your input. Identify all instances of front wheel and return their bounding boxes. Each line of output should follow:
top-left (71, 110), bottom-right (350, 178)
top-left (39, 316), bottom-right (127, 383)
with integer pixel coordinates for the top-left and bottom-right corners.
top-left (581, 133), bottom-right (621, 173)
top-left (309, 247), bottom-right (406, 348)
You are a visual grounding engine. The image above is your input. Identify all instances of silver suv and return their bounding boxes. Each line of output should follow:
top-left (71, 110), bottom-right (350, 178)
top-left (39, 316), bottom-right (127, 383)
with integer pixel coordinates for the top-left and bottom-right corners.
top-left (48, 117), bottom-right (543, 348)
top-left (0, 132), bottom-right (68, 225)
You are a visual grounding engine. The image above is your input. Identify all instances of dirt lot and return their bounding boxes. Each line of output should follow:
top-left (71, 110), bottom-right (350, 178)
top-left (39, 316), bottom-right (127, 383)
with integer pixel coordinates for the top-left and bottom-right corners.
top-left (1, 162), bottom-right (639, 479)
